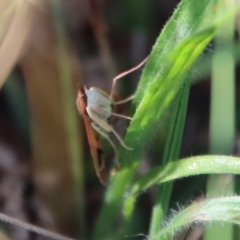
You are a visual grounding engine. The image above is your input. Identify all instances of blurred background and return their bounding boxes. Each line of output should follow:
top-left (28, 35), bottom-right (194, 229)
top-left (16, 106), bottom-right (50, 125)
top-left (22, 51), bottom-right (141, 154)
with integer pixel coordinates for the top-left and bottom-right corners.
top-left (0, 0), bottom-right (232, 239)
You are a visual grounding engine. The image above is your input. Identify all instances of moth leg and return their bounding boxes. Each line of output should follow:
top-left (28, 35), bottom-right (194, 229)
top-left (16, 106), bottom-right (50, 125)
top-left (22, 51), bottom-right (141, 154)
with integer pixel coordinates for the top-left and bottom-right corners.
top-left (87, 106), bottom-right (113, 132)
top-left (114, 94), bottom-right (134, 105)
top-left (90, 107), bottom-right (132, 121)
top-left (110, 57), bottom-right (148, 100)
top-left (112, 128), bottom-right (133, 150)
top-left (91, 123), bottom-right (119, 167)
top-left (109, 112), bottom-right (132, 121)
top-left (87, 107), bottom-right (132, 150)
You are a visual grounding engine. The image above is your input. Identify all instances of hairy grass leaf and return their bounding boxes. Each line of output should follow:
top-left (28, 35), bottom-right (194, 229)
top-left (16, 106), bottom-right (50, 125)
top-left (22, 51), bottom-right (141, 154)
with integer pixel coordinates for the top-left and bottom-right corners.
top-left (153, 196), bottom-right (240, 240)
top-left (129, 155), bottom-right (240, 197)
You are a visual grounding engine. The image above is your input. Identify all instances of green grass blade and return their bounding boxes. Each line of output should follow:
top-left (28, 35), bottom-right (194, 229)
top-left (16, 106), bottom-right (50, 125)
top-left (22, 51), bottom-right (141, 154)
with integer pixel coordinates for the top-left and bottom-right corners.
top-left (149, 82), bottom-right (190, 236)
top-left (94, 1), bottom-right (240, 239)
top-left (51, 2), bottom-right (85, 238)
top-left (129, 155), bottom-right (240, 197)
top-left (205, 1), bottom-right (236, 239)
top-left (193, 41), bottom-right (240, 82)
top-left (152, 196), bottom-right (240, 240)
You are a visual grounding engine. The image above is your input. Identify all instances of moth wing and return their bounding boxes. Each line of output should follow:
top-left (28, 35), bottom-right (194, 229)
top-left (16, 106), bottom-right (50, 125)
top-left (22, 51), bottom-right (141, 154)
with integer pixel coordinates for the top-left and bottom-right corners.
top-left (77, 86), bottom-right (108, 185)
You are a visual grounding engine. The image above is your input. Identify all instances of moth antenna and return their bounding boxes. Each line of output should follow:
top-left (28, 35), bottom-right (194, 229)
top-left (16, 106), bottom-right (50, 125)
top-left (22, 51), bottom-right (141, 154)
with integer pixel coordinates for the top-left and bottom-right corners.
top-left (90, 107), bottom-right (132, 120)
top-left (0, 213), bottom-right (75, 240)
top-left (110, 57), bottom-right (148, 100)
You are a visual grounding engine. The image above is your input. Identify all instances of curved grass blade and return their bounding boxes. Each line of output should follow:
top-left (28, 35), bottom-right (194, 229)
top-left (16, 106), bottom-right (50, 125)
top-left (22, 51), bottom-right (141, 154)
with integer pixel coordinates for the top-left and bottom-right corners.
top-left (152, 196), bottom-right (240, 240)
top-left (129, 155), bottom-right (240, 197)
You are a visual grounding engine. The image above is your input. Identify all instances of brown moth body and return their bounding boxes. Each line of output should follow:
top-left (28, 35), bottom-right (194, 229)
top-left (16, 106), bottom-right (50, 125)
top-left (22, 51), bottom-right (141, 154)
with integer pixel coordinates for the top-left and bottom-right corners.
top-left (76, 57), bottom-right (147, 184)
top-left (77, 85), bottom-right (108, 184)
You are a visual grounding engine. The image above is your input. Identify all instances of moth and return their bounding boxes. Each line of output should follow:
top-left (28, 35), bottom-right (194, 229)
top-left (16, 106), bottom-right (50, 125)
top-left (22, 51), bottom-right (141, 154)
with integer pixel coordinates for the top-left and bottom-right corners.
top-left (77, 58), bottom-right (147, 184)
